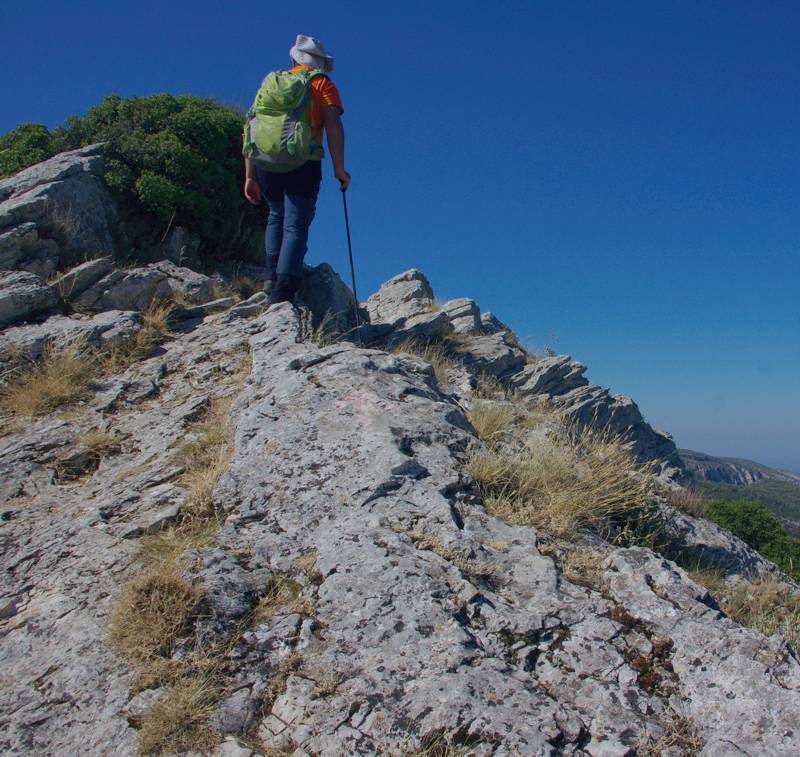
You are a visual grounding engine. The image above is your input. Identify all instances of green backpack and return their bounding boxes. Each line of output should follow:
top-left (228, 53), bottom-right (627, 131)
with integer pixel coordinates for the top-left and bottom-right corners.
top-left (243, 69), bottom-right (326, 172)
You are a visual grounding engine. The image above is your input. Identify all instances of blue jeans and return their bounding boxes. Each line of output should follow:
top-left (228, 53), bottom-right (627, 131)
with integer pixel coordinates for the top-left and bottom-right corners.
top-left (255, 161), bottom-right (321, 281)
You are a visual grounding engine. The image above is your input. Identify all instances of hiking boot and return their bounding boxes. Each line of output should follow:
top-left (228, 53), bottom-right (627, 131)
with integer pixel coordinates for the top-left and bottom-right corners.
top-left (267, 274), bottom-right (302, 305)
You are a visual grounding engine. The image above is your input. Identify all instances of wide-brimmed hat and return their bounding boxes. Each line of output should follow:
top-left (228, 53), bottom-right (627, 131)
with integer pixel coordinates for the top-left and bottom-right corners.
top-left (289, 34), bottom-right (334, 72)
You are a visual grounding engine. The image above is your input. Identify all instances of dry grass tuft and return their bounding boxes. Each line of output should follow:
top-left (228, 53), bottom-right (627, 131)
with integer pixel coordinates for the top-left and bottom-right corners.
top-left (175, 395), bottom-right (235, 522)
top-left (212, 275), bottom-right (260, 303)
top-left (168, 286), bottom-right (197, 308)
top-left (1, 300), bottom-right (178, 421)
top-left (469, 425), bottom-right (656, 539)
top-left (0, 415), bottom-right (28, 436)
top-left (314, 669), bottom-right (341, 698)
top-left (0, 341), bottom-right (96, 417)
top-left (46, 204), bottom-right (81, 250)
top-left (104, 300), bottom-right (174, 371)
top-left (137, 676), bottom-right (221, 756)
top-left (471, 374), bottom-right (507, 400)
top-left (662, 486), bottom-right (708, 517)
top-left (690, 569), bottom-right (800, 649)
top-left (293, 551), bottom-right (320, 581)
top-left (138, 521), bottom-right (219, 569)
top-left (560, 545), bottom-right (610, 592)
top-left (467, 400), bottom-right (516, 449)
top-left (309, 309), bottom-right (348, 347)
top-left (396, 733), bottom-right (472, 756)
top-left (253, 575), bottom-right (312, 622)
top-left (109, 564), bottom-right (201, 665)
top-left (638, 711), bottom-right (704, 756)
top-left (83, 429), bottom-right (119, 458)
top-left (391, 338), bottom-right (458, 386)
top-left (108, 351), bottom-right (250, 754)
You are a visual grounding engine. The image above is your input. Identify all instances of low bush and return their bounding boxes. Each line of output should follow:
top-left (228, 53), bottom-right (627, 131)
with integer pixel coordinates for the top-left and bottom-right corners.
top-left (704, 499), bottom-right (800, 581)
top-left (0, 123), bottom-right (55, 175)
top-left (0, 94), bottom-right (262, 260)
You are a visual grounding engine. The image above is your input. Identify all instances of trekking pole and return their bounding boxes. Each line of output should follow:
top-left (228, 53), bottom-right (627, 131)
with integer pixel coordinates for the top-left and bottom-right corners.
top-left (341, 190), bottom-right (363, 347)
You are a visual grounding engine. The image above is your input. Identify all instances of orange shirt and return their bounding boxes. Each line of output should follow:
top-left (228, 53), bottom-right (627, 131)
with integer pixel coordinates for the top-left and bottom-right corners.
top-left (290, 65), bottom-right (344, 144)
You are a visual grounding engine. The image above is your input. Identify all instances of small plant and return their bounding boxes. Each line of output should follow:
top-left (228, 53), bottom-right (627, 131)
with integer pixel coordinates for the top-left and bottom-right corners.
top-left (46, 203), bottom-right (81, 250)
top-left (261, 653), bottom-right (303, 715)
top-left (253, 576), bottom-right (305, 622)
top-left (471, 374), bottom-right (508, 400)
top-left (0, 341), bottom-right (96, 417)
top-left (137, 521), bottom-right (219, 569)
top-left (314, 669), bottom-right (341, 698)
top-left (229, 275), bottom-right (261, 300)
top-left (396, 732), bottom-right (472, 756)
top-left (637, 710), bottom-right (704, 756)
top-left (293, 550), bottom-right (321, 583)
top-left (404, 525), bottom-right (497, 582)
top-left (168, 286), bottom-right (197, 308)
top-left (309, 309), bottom-right (343, 346)
top-left (558, 544), bottom-right (610, 592)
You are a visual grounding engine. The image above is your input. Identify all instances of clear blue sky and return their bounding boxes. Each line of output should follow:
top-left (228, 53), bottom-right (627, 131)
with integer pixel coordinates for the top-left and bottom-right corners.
top-left (3, 1), bottom-right (799, 471)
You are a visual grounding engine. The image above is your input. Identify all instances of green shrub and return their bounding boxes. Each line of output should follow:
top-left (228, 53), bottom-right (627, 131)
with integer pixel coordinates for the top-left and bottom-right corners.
top-left (705, 499), bottom-right (800, 580)
top-left (697, 479), bottom-right (800, 532)
top-left (0, 123), bottom-right (55, 176)
top-left (0, 94), bottom-right (260, 260)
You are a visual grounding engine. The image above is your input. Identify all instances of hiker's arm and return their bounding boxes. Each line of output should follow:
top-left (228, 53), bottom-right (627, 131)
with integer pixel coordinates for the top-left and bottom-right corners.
top-left (243, 158), bottom-right (260, 205)
top-left (322, 105), bottom-right (350, 191)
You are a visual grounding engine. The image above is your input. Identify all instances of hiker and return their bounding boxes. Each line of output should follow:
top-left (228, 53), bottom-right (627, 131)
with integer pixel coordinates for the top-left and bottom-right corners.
top-left (243, 34), bottom-right (351, 305)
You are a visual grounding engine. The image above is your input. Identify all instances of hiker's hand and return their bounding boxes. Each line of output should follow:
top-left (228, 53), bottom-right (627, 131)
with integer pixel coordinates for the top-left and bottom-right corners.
top-left (244, 177), bottom-right (261, 205)
top-left (335, 168), bottom-right (351, 192)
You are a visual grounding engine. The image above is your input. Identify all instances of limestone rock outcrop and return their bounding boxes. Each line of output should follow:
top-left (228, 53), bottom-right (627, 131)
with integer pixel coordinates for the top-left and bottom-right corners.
top-left (364, 268), bottom-right (435, 325)
top-left (0, 270), bottom-right (58, 327)
top-left (0, 310), bottom-right (142, 370)
top-left (0, 144), bottom-right (126, 264)
top-left (2, 299), bottom-right (797, 756)
top-left (0, 149), bottom-right (796, 756)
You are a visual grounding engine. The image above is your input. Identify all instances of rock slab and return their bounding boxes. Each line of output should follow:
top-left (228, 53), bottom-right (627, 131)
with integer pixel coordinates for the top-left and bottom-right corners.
top-left (0, 270), bottom-right (58, 327)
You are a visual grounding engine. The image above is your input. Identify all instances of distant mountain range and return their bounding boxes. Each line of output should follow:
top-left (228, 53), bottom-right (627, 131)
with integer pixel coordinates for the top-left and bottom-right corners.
top-left (679, 449), bottom-right (800, 486)
top-left (680, 449), bottom-right (800, 537)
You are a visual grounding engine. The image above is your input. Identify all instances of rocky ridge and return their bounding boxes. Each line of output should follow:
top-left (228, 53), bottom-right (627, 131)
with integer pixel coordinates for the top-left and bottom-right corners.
top-left (679, 448), bottom-right (800, 487)
top-left (1, 148), bottom-right (799, 755)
